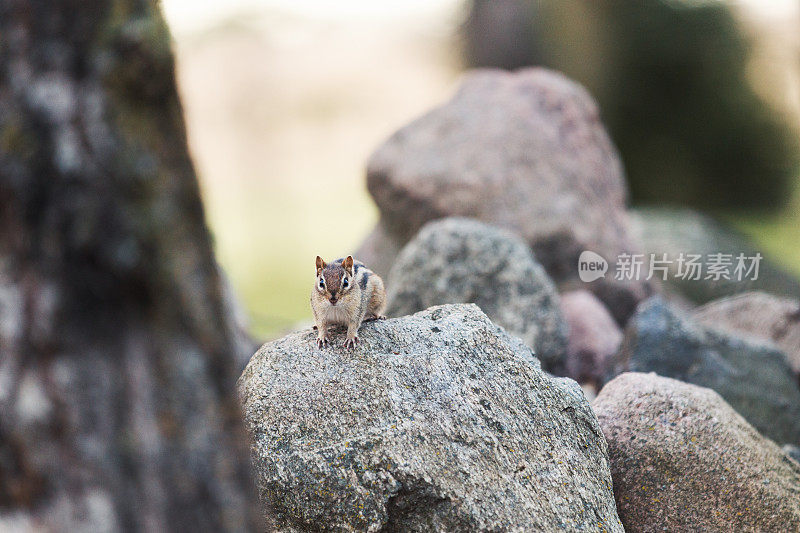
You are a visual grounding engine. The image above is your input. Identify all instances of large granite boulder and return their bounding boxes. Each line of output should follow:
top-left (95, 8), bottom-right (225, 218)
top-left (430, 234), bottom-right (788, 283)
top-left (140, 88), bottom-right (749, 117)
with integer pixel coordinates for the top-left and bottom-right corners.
top-left (630, 207), bottom-right (800, 304)
top-left (694, 291), bottom-right (800, 379)
top-left (238, 304), bottom-right (623, 532)
top-left (360, 68), bottom-right (651, 322)
top-left (606, 297), bottom-right (800, 445)
top-left (560, 290), bottom-right (622, 387)
top-left (594, 373), bottom-right (800, 532)
top-left (386, 218), bottom-right (567, 374)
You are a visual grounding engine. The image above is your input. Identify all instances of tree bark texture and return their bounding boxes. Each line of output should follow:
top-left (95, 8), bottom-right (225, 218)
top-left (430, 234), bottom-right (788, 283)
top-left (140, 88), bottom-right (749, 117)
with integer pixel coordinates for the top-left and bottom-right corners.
top-left (0, 0), bottom-right (260, 530)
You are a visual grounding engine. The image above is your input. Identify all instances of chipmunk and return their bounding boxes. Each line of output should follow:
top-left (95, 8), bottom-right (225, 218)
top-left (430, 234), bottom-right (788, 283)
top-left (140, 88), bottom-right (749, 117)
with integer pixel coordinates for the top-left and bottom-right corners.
top-left (311, 255), bottom-right (386, 349)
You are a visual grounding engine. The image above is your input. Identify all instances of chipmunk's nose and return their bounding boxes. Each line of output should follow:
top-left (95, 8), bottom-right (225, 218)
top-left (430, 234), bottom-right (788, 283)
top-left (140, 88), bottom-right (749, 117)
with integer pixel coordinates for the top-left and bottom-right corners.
top-left (329, 291), bottom-right (337, 304)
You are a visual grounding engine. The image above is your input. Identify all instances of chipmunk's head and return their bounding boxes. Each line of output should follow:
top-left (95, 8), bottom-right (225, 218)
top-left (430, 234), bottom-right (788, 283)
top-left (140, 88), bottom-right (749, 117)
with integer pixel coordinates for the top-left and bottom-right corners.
top-left (315, 255), bottom-right (355, 306)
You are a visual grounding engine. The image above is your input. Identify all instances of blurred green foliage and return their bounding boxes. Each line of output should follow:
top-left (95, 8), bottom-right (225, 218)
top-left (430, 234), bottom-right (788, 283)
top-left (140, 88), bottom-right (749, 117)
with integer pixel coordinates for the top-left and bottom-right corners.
top-left (465, 0), bottom-right (799, 210)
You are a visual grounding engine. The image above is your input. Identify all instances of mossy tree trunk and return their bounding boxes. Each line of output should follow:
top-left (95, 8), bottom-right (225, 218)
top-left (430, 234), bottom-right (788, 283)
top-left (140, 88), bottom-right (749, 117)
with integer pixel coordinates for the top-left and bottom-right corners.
top-left (0, 0), bottom-right (259, 530)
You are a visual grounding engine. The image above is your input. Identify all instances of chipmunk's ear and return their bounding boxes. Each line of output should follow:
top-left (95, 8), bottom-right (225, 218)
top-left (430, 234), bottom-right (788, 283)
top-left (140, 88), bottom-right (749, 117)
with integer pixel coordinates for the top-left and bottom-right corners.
top-left (316, 256), bottom-right (326, 274)
top-left (343, 255), bottom-right (354, 275)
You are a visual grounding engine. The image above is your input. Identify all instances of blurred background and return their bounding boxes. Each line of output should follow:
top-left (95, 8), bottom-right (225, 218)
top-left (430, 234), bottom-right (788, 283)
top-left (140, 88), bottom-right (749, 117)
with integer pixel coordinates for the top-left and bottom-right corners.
top-left (160, 0), bottom-right (800, 339)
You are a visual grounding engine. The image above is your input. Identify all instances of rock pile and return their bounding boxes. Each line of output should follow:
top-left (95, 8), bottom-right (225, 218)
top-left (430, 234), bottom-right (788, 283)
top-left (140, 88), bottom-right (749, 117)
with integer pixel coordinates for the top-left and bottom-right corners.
top-left (358, 68), bottom-right (651, 323)
top-left (239, 67), bottom-right (800, 531)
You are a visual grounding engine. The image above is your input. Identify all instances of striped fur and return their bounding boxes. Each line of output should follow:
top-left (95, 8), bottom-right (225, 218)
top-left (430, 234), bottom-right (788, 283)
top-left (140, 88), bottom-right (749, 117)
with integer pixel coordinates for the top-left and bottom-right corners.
top-left (311, 255), bottom-right (386, 348)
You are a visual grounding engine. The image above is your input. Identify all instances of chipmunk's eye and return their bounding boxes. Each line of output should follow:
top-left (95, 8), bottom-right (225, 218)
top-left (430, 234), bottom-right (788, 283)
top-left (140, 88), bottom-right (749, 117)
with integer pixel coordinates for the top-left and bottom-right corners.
top-left (319, 278), bottom-right (324, 288)
top-left (342, 277), bottom-right (349, 288)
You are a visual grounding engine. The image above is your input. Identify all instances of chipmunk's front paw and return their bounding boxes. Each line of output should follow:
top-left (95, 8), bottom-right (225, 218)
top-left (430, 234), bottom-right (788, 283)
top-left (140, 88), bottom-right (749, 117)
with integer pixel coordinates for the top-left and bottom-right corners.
top-left (316, 337), bottom-right (329, 349)
top-left (364, 314), bottom-right (386, 322)
top-left (343, 336), bottom-right (359, 350)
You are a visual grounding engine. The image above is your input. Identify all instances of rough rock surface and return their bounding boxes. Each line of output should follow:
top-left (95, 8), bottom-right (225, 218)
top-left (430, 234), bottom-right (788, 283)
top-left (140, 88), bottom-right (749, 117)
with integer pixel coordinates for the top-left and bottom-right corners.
top-left (239, 304), bottom-right (623, 532)
top-left (363, 68), bottom-right (650, 322)
top-left (560, 290), bottom-right (622, 386)
top-left (631, 207), bottom-right (800, 304)
top-left (594, 373), bottom-right (800, 532)
top-left (606, 297), bottom-right (800, 445)
top-left (694, 291), bottom-right (800, 378)
top-left (386, 218), bottom-right (568, 373)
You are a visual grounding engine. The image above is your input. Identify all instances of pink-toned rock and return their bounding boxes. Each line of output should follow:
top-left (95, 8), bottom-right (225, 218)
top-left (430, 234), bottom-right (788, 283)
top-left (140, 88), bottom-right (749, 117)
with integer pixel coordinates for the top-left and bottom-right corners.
top-left (560, 290), bottom-right (621, 386)
top-left (594, 372), bottom-right (800, 532)
top-left (693, 291), bottom-right (800, 378)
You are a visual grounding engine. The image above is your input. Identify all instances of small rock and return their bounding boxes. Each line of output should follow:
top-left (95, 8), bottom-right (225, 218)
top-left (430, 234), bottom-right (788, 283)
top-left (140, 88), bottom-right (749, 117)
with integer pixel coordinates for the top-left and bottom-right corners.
top-left (239, 304), bottom-right (623, 532)
top-left (594, 372), bottom-right (800, 532)
top-left (606, 296), bottom-right (800, 445)
top-left (363, 68), bottom-right (650, 323)
top-left (386, 218), bottom-right (567, 373)
top-left (693, 291), bottom-right (800, 379)
top-left (630, 207), bottom-right (800, 304)
top-left (560, 290), bottom-right (622, 386)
